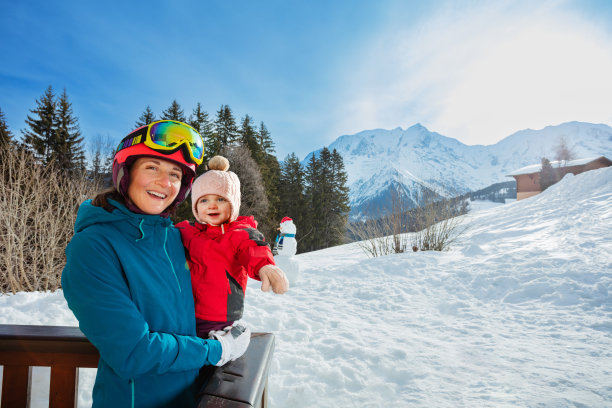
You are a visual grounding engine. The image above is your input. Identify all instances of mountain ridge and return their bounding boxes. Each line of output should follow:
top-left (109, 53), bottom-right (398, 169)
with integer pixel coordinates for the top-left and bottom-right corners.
top-left (302, 121), bottom-right (612, 216)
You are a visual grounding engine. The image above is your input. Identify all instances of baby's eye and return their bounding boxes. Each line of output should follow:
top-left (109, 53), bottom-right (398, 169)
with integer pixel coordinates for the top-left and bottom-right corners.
top-left (218, 198), bottom-right (226, 202)
top-left (199, 198), bottom-right (208, 204)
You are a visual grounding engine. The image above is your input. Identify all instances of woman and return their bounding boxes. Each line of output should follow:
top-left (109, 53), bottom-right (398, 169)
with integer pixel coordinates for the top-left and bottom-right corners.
top-left (62, 120), bottom-right (250, 407)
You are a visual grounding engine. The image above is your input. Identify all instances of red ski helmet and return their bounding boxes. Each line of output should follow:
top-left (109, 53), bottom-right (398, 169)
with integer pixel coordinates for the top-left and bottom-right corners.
top-left (112, 120), bottom-right (204, 213)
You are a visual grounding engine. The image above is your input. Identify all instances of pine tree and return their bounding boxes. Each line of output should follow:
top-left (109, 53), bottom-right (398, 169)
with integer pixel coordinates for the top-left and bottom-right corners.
top-left (539, 157), bottom-right (557, 191)
top-left (316, 148), bottom-right (335, 248)
top-left (135, 106), bottom-right (156, 127)
top-left (91, 147), bottom-right (102, 181)
top-left (239, 115), bottom-right (263, 162)
top-left (54, 88), bottom-right (86, 173)
top-left (188, 103), bottom-right (213, 140)
top-left (89, 134), bottom-right (115, 185)
top-left (302, 152), bottom-right (324, 251)
top-left (161, 100), bottom-right (186, 122)
top-left (260, 154), bottom-right (281, 242)
top-left (0, 107), bottom-right (14, 150)
top-left (300, 148), bottom-right (350, 252)
top-left (328, 148), bottom-right (350, 244)
top-left (23, 85), bottom-right (57, 164)
top-left (257, 122), bottom-right (275, 156)
top-left (235, 116), bottom-right (280, 241)
top-left (279, 153), bottom-right (306, 251)
top-left (208, 104), bottom-right (238, 158)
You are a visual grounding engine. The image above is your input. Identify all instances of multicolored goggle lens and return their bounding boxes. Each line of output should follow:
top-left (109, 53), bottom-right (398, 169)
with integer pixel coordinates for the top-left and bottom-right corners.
top-left (116, 120), bottom-right (204, 165)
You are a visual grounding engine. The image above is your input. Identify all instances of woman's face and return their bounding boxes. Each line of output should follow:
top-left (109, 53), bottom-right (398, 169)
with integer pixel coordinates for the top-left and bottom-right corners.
top-left (127, 157), bottom-right (182, 215)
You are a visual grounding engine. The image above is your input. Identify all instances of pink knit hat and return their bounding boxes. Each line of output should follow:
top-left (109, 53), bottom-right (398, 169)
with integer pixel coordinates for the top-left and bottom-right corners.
top-left (191, 156), bottom-right (241, 223)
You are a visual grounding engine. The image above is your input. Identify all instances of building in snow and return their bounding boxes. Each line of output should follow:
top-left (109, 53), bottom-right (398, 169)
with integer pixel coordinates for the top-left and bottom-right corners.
top-left (507, 156), bottom-right (612, 200)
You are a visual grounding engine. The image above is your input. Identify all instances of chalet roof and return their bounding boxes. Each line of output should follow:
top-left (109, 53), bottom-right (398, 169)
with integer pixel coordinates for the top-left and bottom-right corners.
top-left (506, 156), bottom-right (609, 177)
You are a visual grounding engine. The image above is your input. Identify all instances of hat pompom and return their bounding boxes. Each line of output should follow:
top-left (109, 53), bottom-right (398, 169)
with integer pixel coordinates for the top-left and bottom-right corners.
top-left (207, 156), bottom-right (230, 171)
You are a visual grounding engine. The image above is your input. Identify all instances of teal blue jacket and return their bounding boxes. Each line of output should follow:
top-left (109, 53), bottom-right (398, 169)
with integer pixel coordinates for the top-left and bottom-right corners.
top-left (62, 199), bottom-right (222, 407)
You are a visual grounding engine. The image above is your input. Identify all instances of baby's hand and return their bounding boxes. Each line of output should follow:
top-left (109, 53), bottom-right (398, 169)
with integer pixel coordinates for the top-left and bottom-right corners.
top-left (258, 265), bottom-right (289, 294)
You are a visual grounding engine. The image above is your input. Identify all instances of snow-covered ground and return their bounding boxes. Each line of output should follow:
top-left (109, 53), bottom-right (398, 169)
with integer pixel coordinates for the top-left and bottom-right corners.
top-left (1, 167), bottom-right (611, 407)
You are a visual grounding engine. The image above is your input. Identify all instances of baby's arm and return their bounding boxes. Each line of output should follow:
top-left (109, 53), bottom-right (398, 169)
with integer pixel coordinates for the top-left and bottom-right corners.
top-left (235, 228), bottom-right (289, 293)
top-left (258, 264), bottom-right (289, 294)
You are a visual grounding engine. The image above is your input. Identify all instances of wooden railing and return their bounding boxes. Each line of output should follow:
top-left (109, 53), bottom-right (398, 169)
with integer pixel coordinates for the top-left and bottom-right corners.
top-left (0, 324), bottom-right (274, 408)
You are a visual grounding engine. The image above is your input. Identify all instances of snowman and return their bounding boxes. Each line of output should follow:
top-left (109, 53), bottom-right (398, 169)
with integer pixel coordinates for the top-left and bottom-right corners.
top-left (273, 217), bottom-right (300, 285)
top-left (274, 217), bottom-right (297, 256)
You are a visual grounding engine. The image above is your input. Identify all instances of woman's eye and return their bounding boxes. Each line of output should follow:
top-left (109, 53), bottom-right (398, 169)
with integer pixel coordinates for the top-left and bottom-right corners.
top-left (171, 173), bottom-right (181, 180)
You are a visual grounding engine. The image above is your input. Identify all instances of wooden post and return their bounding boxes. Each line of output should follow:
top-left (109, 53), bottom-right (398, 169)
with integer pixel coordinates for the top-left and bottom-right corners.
top-left (1, 365), bottom-right (31, 408)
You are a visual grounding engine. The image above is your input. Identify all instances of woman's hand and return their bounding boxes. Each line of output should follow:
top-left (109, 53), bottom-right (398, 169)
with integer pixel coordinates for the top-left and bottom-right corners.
top-left (258, 265), bottom-right (289, 294)
top-left (209, 322), bottom-right (251, 366)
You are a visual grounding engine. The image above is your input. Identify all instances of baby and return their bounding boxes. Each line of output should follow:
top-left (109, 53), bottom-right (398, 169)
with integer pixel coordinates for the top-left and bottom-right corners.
top-left (177, 156), bottom-right (288, 338)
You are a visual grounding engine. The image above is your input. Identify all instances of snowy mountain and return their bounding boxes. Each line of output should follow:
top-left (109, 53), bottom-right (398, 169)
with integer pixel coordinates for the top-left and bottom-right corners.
top-left (3, 167), bottom-right (611, 407)
top-left (303, 121), bottom-right (612, 216)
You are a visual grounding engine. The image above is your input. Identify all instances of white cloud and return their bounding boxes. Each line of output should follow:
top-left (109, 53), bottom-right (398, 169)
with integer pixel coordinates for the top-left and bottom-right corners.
top-left (334, 1), bottom-right (612, 144)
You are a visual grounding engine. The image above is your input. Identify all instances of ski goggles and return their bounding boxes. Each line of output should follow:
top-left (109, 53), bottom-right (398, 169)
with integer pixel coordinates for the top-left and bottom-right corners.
top-left (116, 120), bottom-right (205, 165)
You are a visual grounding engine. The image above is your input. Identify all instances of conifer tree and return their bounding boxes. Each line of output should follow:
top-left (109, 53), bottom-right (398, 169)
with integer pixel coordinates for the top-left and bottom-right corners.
top-left (89, 134), bottom-right (115, 185)
top-left (302, 153), bottom-right (323, 251)
top-left (329, 148), bottom-right (351, 244)
top-left (301, 148), bottom-right (350, 251)
top-left (260, 154), bottom-right (281, 241)
top-left (208, 104), bottom-right (238, 158)
top-left (279, 153), bottom-right (306, 250)
top-left (23, 86), bottom-right (57, 164)
top-left (316, 148), bottom-right (335, 248)
top-left (236, 116), bottom-right (281, 241)
top-left (91, 146), bottom-right (102, 181)
top-left (0, 107), bottom-right (14, 150)
top-left (188, 103), bottom-right (213, 141)
top-left (161, 100), bottom-right (186, 122)
top-left (135, 106), bottom-right (156, 127)
top-left (54, 88), bottom-right (86, 173)
top-left (539, 157), bottom-right (557, 191)
top-left (239, 115), bottom-right (263, 162)
top-left (257, 122), bottom-right (275, 156)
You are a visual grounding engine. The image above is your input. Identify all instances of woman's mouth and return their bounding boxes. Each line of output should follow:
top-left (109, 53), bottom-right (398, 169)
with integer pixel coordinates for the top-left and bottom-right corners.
top-left (147, 190), bottom-right (167, 199)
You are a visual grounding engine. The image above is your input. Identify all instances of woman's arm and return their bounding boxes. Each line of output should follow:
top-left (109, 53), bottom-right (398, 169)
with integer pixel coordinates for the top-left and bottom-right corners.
top-left (62, 232), bottom-right (222, 379)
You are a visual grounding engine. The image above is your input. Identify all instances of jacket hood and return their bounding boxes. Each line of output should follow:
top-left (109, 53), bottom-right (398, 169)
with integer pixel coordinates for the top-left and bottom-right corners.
top-left (74, 199), bottom-right (172, 235)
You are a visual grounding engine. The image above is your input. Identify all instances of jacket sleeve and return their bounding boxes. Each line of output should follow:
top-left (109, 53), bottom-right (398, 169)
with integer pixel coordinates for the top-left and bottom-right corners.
top-left (61, 232), bottom-right (222, 379)
top-left (234, 228), bottom-right (276, 280)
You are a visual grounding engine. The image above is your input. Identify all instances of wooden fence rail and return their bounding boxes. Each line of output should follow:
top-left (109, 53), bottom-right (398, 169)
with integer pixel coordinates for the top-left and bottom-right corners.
top-left (0, 324), bottom-right (274, 408)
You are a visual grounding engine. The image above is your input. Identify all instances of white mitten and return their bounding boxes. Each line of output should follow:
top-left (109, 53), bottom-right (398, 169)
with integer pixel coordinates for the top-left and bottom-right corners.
top-left (209, 322), bottom-right (251, 366)
top-left (259, 265), bottom-right (289, 294)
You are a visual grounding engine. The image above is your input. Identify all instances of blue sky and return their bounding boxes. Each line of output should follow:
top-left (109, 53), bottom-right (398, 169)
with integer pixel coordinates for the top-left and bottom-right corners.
top-left (2, 0), bottom-right (612, 160)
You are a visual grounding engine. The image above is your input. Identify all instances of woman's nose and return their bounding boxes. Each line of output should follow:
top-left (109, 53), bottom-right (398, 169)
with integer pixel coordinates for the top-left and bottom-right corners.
top-left (157, 172), bottom-right (172, 188)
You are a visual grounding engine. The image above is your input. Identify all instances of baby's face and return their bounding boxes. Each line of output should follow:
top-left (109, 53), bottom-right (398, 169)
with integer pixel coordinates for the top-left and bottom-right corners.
top-left (196, 194), bottom-right (231, 226)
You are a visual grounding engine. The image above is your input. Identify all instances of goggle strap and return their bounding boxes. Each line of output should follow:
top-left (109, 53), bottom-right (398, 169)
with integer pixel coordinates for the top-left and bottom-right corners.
top-left (117, 129), bottom-right (146, 153)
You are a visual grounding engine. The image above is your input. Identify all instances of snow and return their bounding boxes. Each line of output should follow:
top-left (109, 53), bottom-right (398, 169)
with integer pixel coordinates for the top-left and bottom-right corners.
top-left (1, 167), bottom-right (611, 407)
top-left (507, 156), bottom-right (607, 176)
top-left (467, 199), bottom-right (507, 213)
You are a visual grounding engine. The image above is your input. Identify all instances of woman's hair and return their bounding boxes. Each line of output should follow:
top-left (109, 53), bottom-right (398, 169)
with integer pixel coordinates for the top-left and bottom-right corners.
top-left (92, 187), bottom-right (126, 212)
